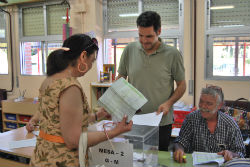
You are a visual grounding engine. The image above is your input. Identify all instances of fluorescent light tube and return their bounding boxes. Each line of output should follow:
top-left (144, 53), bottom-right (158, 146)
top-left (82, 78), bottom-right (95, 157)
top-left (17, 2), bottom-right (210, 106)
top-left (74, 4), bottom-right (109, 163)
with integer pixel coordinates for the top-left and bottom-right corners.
top-left (119, 13), bottom-right (139, 17)
top-left (210, 5), bottom-right (234, 10)
top-left (62, 16), bottom-right (71, 20)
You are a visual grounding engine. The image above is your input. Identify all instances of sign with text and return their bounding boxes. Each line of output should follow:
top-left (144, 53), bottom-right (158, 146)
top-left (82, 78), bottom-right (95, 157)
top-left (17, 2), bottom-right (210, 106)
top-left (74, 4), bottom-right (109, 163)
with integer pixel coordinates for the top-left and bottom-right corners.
top-left (89, 141), bottom-right (133, 167)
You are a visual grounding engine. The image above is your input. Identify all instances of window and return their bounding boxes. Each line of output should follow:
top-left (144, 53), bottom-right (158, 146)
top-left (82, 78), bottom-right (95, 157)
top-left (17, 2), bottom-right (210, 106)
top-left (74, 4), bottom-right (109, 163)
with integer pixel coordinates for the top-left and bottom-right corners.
top-left (103, 0), bottom-right (183, 74)
top-left (104, 37), bottom-right (180, 76)
top-left (19, 2), bottom-right (68, 75)
top-left (206, 0), bottom-right (250, 80)
top-left (0, 11), bottom-right (8, 74)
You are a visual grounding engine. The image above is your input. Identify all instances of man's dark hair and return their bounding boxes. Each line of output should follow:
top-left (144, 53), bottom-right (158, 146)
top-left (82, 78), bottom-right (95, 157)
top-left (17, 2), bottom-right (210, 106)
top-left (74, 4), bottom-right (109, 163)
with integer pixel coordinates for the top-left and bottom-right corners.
top-left (136, 11), bottom-right (161, 33)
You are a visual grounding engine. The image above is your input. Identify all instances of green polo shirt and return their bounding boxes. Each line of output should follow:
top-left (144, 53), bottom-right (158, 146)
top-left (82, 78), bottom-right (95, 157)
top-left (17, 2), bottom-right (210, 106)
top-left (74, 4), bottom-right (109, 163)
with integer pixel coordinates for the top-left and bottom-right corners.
top-left (118, 40), bottom-right (185, 126)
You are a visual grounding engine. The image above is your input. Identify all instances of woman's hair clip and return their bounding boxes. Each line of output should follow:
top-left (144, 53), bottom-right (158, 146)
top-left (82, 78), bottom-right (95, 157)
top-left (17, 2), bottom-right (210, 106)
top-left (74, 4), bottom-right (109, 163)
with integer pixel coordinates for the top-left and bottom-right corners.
top-left (58, 47), bottom-right (70, 51)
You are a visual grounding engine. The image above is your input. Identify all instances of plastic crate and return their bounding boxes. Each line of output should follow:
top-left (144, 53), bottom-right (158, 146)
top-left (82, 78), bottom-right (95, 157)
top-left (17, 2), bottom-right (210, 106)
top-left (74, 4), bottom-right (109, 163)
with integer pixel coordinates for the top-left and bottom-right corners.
top-left (174, 110), bottom-right (191, 124)
top-left (172, 123), bottom-right (183, 129)
top-left (19, 115), bottom-right (31, 122)
top-left (5, 113), bottom-right (17, 121)
top-left (5, 122), bottom-right (17, 129)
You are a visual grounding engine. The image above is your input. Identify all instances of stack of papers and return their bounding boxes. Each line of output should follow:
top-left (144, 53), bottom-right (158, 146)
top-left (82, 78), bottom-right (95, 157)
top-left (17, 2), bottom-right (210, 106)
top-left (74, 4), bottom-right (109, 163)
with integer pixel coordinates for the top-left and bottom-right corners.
top-left (9, 138), bottom-right (36, 149)
top-left (97, 78), bottom-right (147, 122)
top-left (192, 152), bottom-right (224, 167)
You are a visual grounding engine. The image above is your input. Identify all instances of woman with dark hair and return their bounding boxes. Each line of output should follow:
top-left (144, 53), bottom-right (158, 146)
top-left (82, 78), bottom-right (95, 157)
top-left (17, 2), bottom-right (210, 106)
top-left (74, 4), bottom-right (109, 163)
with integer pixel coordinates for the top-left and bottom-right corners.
top-left (29, 34), bottom-right (132, 167)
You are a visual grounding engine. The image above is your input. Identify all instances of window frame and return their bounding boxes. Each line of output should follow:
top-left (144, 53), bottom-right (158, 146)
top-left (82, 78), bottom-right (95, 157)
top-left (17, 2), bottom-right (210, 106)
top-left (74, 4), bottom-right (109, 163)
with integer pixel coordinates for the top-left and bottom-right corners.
top-left (205, 0), bottom-right (250, 81)
top-left (0, 9), bottom-right (9, 75)
top-left (103, 0), bottom-right (184, 63)
top-left (18, 1), bottom-right (65, 76)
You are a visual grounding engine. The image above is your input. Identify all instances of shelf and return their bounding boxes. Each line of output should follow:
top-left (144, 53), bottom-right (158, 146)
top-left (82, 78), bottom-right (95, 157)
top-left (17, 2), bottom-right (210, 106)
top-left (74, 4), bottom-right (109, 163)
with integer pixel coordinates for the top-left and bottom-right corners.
top-left (3, 127), bottom-right (13, 131)
top-left (91, 82), bottom-right (112, 87)
top-left (18, 121), bottom-right (28, 124)
top-left (2, 98), bottom-right (37, 130)
top-left (90, 83), bottom-right (111, 112)
top-left (3, 119), bottom-right (17, 123)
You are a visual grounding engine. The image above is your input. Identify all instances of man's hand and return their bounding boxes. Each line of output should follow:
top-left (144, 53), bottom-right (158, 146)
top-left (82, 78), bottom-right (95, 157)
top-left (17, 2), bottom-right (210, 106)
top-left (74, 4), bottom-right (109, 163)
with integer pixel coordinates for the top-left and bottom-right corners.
top-left (174, 148), bottom-right (187, 163)
top-left (156, 101), bottom-right (172, 115)
top-left (217, 150), bottom-right (237, 161)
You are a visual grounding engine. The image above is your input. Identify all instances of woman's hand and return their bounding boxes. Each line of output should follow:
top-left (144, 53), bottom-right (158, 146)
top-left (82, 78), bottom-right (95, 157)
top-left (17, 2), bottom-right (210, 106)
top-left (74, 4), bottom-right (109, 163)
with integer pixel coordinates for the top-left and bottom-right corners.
top-left (26, 112), bottom-right (40, 132)
top-left (26, 119), bottom-right (36, 132)
top-left (97, 108), bottom-right (111, 120)
top-left (114, 115), bottom-right (133, 134)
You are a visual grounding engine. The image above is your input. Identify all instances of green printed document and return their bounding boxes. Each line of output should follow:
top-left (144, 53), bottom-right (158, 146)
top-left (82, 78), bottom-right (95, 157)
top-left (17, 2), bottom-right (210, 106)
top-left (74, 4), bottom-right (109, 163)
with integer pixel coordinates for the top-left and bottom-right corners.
top-left (97, 78), bottom-right (148, 122)
top-left (192, 152), bottom-right (224, 166)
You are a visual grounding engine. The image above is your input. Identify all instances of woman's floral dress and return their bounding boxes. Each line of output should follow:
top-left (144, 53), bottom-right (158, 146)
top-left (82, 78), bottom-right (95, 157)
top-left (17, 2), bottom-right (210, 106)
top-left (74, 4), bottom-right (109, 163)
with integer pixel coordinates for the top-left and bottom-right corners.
top-left (30, 77), bottom-right (90, 167)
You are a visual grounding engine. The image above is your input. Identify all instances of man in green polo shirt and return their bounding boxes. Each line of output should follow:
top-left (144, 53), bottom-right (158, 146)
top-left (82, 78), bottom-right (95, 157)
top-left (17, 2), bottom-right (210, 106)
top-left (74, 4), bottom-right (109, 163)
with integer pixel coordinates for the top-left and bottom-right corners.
top-left (117, 11), bottom-right (186, 151)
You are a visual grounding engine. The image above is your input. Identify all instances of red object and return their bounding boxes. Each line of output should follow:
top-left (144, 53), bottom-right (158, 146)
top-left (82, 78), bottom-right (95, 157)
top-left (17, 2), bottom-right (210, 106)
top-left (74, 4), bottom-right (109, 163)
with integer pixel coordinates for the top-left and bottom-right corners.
top-left (66, 8), bottom-right (69, 24)
top-left (19, 115), bottom-right (31, 122)
top-left (174, 110), bottom-right (191, 123)
top-left (39, 130), bottom-right (65, 143)
top-left (172, 109), bottom-right (195, 129)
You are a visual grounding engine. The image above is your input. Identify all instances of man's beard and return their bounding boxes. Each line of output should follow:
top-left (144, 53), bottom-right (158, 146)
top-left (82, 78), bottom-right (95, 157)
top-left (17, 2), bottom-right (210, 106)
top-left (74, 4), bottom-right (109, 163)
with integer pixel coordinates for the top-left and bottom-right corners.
top-left (200, 106), bottom-right (218, 113)
top-left (199, 108), bottom-right (211, 113)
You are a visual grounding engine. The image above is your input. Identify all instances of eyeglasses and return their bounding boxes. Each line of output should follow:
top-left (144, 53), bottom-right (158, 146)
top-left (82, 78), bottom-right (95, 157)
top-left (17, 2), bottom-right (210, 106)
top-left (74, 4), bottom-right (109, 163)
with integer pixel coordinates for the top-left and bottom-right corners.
top-left (206, 84), bottom-right (222, 93)
top-left (84, 37), bottom-right (98, 51)
top-left (206, 84), bottom-right (224, 101)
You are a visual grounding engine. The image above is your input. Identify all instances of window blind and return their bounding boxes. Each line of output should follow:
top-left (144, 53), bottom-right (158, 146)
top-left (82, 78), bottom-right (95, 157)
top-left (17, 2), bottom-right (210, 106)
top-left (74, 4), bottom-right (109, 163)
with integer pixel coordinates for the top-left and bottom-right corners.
top-left (22, 4), bottom-right (68, 37)
top-left (23, 6), bottom-right (44, 36)
top-left (210, 0), bottom-right (250, 28)
top-left (107, 0), bottom-right (138, 31)
top-left (47, 4), bottom-right (68, 35)
top-left (0, 12), bottom-right (6, 38)
top-left (144, 0), bottom-right (179, 29)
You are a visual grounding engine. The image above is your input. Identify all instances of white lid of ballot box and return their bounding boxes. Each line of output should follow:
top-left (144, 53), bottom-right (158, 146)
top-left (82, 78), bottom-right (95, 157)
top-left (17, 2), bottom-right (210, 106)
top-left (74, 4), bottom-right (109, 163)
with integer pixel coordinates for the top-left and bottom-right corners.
top-left (123, 124), bottom-right (159, 144)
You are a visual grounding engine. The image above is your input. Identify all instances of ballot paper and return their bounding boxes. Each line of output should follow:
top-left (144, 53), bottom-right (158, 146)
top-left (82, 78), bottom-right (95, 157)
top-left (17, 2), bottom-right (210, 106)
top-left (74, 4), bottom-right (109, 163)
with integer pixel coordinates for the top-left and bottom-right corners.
top-left (171, 128), bottom-right (180, 137)
top-left (192, 152), bottom-right (224, 166)
top-left (97, 78), bottom-right (147, 122)
top-left (33, 130), bottom-right (39, 136)
top-left (9, 138), bottom-right (36, 149)
top-left (132, 112), bottom-right (163, 126)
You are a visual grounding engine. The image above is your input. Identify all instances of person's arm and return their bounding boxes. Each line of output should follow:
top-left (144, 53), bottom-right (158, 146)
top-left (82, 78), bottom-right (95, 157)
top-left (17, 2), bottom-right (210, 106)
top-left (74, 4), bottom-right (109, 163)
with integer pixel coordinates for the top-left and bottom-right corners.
top-left (217, 126), bottom-right (245, 161)
top-left (173, 115), bottom-right (193, 163)
top-left (87, 116), bottom-right (132, 147)
top-left (217, 150), bottom-right (240, 162)
top-left (157, 80), bottom-right (186, 115)
top-left (26, 111), bottom-right (40, 132)
top-left (60, 86), bottom-right (83, 149)
top-left (174, 143), bottom-right (186, 163)
top-left (60, 86), bottom-right (133, 149)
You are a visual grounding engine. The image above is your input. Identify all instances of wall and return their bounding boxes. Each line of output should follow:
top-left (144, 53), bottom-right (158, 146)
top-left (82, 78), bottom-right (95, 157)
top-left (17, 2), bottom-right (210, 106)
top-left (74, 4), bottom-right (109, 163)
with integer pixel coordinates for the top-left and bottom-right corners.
top-left (0, 0), bottom-right (102, 104)
top-left (0, 0), bottom-right (250, 107)
top-left (195, 0), bottom-right (250, 105)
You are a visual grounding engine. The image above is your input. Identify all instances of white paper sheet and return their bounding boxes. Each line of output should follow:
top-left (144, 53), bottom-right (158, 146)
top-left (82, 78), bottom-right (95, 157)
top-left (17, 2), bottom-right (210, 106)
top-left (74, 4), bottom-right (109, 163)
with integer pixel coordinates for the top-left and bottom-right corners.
top-left (32, 130), bottom-right (39, 136)
top-left (171, 128), bottom-right (180, 137)
top-left (9, 138), bottom-right (36, 149)
top-left (132, 112), bottom-right (163, 126)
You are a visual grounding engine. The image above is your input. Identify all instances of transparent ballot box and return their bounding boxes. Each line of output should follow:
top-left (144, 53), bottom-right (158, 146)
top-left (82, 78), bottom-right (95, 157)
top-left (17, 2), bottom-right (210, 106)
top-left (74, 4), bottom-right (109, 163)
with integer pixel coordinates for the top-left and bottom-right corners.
top-left (123, 124), bottom-right (159, 167)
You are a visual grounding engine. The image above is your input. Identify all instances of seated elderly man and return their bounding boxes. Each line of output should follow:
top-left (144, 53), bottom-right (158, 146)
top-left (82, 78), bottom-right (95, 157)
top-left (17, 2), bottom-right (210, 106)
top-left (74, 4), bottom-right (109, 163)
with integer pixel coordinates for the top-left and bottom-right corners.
top-left (174, 85), bottom-right (245, 163)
